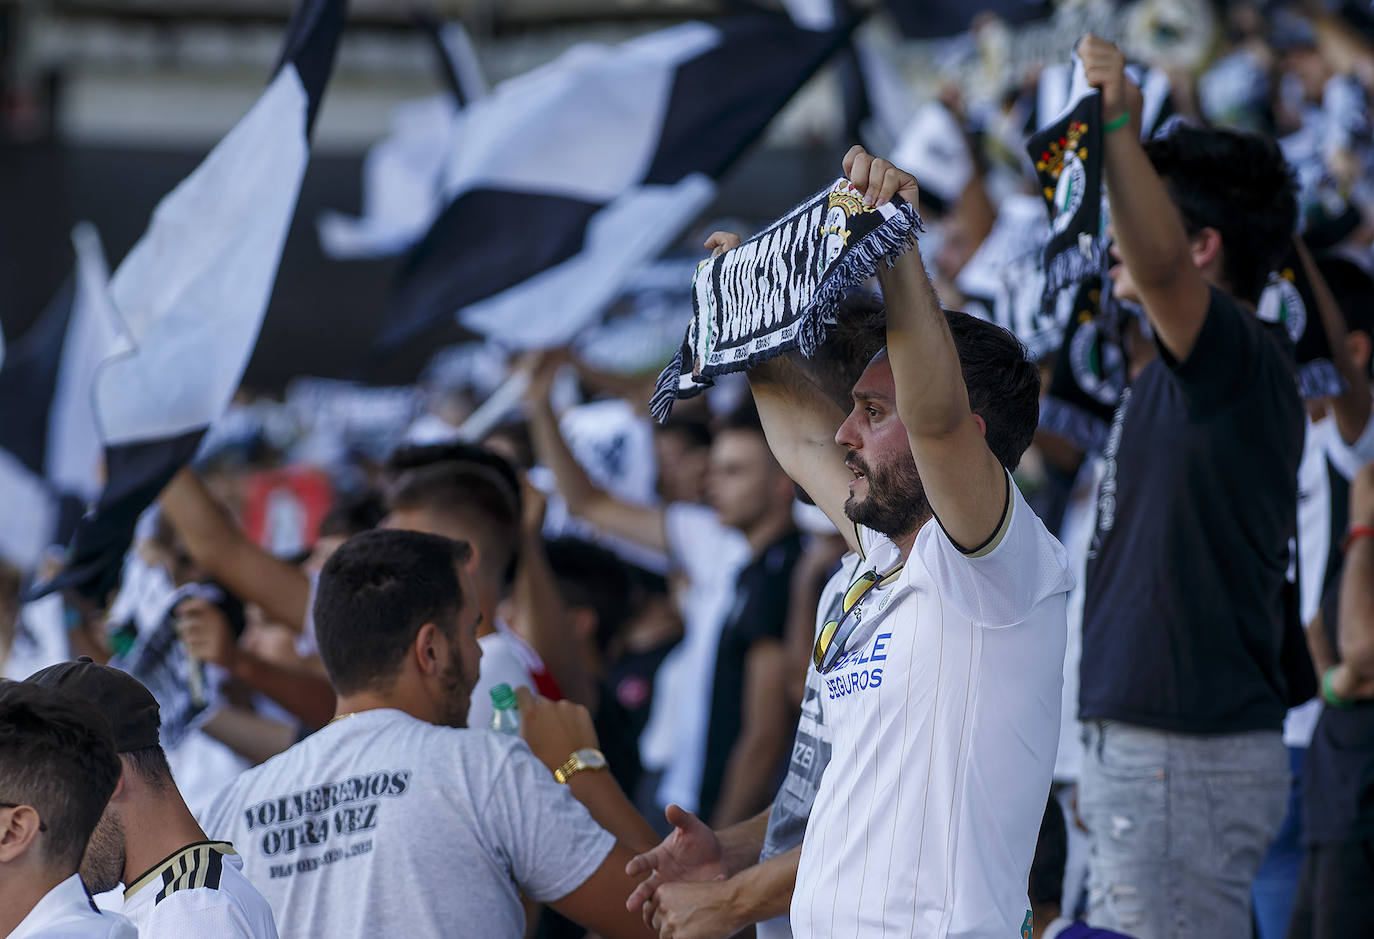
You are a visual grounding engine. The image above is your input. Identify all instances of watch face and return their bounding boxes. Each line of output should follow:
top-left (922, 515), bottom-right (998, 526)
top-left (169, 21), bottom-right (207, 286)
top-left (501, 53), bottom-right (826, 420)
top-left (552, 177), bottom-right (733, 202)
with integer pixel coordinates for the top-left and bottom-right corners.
top-left (575, 748), bottom-right (607, 769)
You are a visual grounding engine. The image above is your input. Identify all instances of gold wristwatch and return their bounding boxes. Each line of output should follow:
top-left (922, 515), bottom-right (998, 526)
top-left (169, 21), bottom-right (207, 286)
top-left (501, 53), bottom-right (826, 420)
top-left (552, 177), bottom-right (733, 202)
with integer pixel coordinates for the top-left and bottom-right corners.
top-left (554, 748), bottom-right (608, 784)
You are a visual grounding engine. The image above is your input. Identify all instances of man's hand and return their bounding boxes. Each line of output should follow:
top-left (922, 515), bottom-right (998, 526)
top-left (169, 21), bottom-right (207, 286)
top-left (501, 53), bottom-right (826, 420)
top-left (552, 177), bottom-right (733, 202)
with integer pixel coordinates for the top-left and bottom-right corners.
top-left (516, 687), bottom-right (599, 771)
top-left (1327, 661), bottom-right (1374, 700)
top-left (174, 596), bottom-right (238, 671)
top-left (520, 348), bottom-right (567, 408)
top-left (841, 145), bottom-right (919, 208)
top-left (704, 231), bottom-right (741, 256)
top-left (644, 878), bottom-right (742, 939)
top-left (625, 805), bottom-right (728, 914)
top-left (1078, 34), bottom-right (1143, 136)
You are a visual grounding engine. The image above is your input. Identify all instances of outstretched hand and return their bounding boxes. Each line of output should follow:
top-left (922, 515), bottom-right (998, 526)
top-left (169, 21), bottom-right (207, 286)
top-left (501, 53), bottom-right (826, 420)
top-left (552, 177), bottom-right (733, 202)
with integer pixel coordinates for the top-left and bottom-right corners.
top-left (624, 804), bottom-right (727, 915)
top-left (841, 145), bottom-right (919, 208)
top-left (1078, 34), bottom-right (1143, 136)
top-left (703, 231), bottom-right (741, 256)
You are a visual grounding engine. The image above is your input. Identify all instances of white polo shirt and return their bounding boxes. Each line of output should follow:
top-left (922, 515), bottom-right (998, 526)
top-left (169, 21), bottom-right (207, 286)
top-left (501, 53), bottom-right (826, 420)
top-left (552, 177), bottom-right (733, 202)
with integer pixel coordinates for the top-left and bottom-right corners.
top-left (121, 841), bottom-right (278, 938)
top-left (792, 476), bottom-right (1072, 938)
top-left (8, 873), bottom-right (137, 939)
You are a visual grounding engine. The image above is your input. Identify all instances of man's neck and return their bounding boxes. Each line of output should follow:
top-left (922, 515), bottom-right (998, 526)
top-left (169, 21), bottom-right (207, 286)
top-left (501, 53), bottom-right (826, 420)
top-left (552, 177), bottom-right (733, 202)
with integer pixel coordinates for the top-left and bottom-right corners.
top-left (1032, 904), bottom-right (1061, 939)
top-left (0, 869), bottom-right (67, 938)
top-left (892, 514), bottom-right (931, 562)
top-left (334, 690), bottom-right (434, 726)
top-left (474, 576), bottom-right (499, 639)
top-left (742, 511), bottom-right (796, 558)
top-left (122, 792), bottom-right (211, 890)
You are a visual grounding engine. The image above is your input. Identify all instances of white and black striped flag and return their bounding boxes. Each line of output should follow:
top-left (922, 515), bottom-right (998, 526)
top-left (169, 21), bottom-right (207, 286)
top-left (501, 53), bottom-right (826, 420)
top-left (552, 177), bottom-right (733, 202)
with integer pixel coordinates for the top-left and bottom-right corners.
top-left (0, 225), bottom-right (114, 570)
top-left (376, 13), bottom-right (853, 355)
top-left (30, 0), bottom-right (347, 601)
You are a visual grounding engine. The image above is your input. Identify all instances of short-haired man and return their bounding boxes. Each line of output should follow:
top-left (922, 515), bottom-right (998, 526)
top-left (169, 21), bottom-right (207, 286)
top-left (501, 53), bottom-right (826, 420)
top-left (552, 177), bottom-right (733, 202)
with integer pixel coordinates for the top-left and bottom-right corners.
top-left (636, 148), bottom-right (1073, 936)
top-left (0, 682), bottom-right (133, 939)
top-left (1074, 36), bottom-right (1304, 937)
top-left (202, 528), bottom-right (658, 938)
top-left (27, 658), bottom-right (278, 938)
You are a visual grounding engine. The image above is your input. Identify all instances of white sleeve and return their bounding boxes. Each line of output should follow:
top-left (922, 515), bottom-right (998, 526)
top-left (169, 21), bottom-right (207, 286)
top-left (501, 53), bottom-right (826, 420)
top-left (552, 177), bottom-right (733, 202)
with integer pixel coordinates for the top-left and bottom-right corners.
top-left (138, 892), bottom-right (275, 939)
top-left (917, 472), bottom-right (1075, 628)
top-left (1325, 410), bottom-right (1374, 481)
top-left (468, 634), bottom-right (534, 731)
top-left (478, 741), bottom-right (617, 903)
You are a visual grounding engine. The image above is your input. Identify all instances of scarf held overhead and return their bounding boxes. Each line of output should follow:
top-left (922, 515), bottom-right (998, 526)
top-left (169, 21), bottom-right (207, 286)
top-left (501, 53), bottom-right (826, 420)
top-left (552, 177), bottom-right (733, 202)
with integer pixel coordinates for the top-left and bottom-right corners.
top-left (1027, 83), bottom-right (1105, 305)
top-left (651, 177), bottom-right (921, 420)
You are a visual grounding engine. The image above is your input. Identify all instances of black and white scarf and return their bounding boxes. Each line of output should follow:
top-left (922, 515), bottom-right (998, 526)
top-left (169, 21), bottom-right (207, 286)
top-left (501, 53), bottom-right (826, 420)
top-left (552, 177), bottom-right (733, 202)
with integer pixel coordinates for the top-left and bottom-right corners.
top-left (1039, 277), bottom-right (1128, 453)
top-left (1027, 68), bottom-right (1105, 307)
top-left (650, 177), bottom-right (922, 421)
top-left (1257, 246), bottom-right (1346, 400)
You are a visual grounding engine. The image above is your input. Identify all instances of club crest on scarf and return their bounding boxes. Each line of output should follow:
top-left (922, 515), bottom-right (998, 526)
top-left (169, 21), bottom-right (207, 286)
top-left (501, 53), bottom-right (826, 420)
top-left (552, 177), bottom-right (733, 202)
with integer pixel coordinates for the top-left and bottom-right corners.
top-left (1256, 247), bottom-right (1346, 400)
top-left (1027, 87), bottom-right (1105, 305)
top-left (1040, 278), bottom-right (1127, 453)
top-left (652, 177), bottom-right (922, 421)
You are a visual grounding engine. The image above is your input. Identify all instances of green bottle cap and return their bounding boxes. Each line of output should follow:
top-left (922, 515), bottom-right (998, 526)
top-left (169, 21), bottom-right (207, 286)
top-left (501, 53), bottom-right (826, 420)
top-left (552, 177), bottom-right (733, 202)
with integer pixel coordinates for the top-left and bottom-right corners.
top-left (490, 684), bottom-right (518, 710)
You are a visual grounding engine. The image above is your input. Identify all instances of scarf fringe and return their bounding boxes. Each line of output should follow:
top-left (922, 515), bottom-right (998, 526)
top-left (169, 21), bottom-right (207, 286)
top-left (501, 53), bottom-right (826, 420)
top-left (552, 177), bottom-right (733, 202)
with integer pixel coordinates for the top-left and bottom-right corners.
top-left (650, 343), bottom-right (687, 422)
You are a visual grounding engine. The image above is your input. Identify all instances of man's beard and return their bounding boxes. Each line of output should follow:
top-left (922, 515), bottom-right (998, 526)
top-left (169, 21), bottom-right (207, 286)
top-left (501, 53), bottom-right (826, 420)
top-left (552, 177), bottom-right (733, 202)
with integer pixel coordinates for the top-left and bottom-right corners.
top-left (843, 449), bottom-right (930, 539)
top-left (438, 636), bottom-right (474, 730)
top-left (79, 810), bottom-right (126, 895)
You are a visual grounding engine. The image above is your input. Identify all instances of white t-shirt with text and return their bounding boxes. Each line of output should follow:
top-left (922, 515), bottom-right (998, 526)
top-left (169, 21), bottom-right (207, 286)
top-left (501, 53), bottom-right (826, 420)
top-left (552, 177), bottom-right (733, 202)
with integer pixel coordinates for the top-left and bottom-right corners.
top-left (792, 477), bottom-right (1072, 938)
top-left (202, 708), bottom-right (615, 938)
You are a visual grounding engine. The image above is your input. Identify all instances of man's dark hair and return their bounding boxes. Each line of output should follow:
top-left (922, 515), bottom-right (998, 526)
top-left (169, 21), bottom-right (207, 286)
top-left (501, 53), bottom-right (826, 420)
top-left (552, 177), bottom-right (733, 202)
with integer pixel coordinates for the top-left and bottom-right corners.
top-left (810, 291), bottom-right (890, 408)
top-left (544, 538), bottom-right (632, 652)
top-left (1143, 125), bottom-right (1297, 304)
top-left (386, 441), bottom-right (523, 513)
top-left (717, 400), bottom-right (766, 436)
top-left (945, 310), bottom-right (1041, 471)
top-left (386, 460), bottom-right (521, 583)
top-left (1029, 793), bottom-right (1068, 909)
top-left (122, 745), bottom-right (173, 791)
top-left (313, 529), bottom-right (473, 695)
top-left (0, 682), bottom-right (121, 870)
top-left (655, 417), bottom-right (712, 451)
top-left (318, 490), bottom-right (388, 540)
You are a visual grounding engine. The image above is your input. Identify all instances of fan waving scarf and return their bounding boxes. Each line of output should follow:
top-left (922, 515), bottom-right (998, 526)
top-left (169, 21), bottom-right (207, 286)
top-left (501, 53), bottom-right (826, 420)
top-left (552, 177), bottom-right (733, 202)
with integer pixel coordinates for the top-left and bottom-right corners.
top-left (650, 177), bottom-right (921, 421)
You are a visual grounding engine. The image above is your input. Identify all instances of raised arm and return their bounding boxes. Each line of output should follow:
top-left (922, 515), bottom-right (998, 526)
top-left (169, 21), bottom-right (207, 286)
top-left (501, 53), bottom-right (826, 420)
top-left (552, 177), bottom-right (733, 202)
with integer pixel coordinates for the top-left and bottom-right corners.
top-left (523, 353), bottom-right (670, 555)
top-left (1080, 35), bottom-right (1212, 361)
top-left (1296, 238), bottom-right (1373, 445)
top-left (159, 468), bottom-right (311, 632)
top-left (843, 146), bottom-right (1009, 549)
top-left (1333, 462), bottom-right (1374, 700)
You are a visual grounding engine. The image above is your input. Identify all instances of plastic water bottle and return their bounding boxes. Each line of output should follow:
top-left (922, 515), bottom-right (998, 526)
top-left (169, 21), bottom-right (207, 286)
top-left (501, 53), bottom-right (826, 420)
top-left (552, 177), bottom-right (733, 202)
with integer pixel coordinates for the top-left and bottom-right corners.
top-left (490, 684), bottom-right (520, 735)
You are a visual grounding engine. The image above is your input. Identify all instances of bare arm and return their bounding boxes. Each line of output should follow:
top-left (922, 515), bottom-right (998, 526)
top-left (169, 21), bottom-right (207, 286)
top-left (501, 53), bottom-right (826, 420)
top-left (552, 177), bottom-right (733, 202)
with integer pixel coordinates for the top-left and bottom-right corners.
top-left (1081, 35), bottom-right (1213, 362)
top-left (1295, 237), bottom-right (1372, 445)
top-left (646, 845), bottom-right (800, 937)
top-left (549, 843), bottom-right (657, 939)
top-left (845, 146), bottom-right (1009, 549)
top-left (1338, 463), bottom-right (1374, 680)
top-left (711, 639), bottom-right (792, 827)
top-left (175, 596), bottom-right (336, 729)
top-left (523, 357), bottom-right (670, 555)
top-left (200, 707), bottom-right (298, 765)
top-left (511, 480), bottom-right (597, 710)
top-left (159, 468), bottom-right (310, 632)
top-left (749, 358), bottom-right (859, 555)
top-left (517, 688), bottom-right (659, 853)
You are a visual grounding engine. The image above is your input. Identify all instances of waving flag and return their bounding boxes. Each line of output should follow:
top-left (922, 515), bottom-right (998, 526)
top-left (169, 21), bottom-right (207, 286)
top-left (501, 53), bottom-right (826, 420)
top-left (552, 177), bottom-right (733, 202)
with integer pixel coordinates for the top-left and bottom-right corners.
top-left (32, 0), bottom-right (347, 601)
top-left (377, 13), bottom-right (853, 355)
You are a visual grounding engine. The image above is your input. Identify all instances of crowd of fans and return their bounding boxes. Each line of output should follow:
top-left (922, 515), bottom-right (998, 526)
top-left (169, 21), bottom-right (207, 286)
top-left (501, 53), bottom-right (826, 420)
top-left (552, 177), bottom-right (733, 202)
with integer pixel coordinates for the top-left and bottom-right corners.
top-left (5, 4), bottom-right (1374, 939)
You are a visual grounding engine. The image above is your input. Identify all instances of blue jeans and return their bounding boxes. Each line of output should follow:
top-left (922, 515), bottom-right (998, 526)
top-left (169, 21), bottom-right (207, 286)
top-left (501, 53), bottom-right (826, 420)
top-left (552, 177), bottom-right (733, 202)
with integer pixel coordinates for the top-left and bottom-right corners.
top-left (1078, 721), bottom-right (1290, 939)
top-left (1251, 747), bottom-right (1305, 939)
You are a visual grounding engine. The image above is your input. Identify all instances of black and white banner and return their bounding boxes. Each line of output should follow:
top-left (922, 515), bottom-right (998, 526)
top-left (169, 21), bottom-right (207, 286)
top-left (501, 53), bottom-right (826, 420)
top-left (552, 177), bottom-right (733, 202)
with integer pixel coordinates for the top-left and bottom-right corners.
top-left (1256, 246), bottom-right (1345, 401)
top-left (377, 14), bottom-right (852, 355)
top-left (651, 178), bottom-right (922, 420)
top-left (33, 0), bottom-right (347, 600)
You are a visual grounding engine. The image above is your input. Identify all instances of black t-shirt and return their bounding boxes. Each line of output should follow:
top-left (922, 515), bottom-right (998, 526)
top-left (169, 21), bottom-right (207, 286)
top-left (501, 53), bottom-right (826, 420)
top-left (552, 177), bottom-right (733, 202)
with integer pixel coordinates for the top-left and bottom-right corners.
top-left (697, 531), bottom-right (804, 822)
top-left (1305, 573), bottom-right (1374, 844)
top-left (1081, 287), bottom-right (1304, 733)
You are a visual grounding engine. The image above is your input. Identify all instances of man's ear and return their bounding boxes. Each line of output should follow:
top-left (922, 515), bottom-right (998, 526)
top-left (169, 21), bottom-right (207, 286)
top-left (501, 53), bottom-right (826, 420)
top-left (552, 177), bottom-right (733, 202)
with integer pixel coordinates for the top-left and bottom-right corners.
top-left (1345, 330), bottom-right (1372, 375)
top-left (0, 806), bottom-right (43, 863)
top-left (1189, 227), bottom-right (1224, 272)
top-left (971, 413), bottom-right (988, 437)
top-left (412, 622), bottom-right (445, 678)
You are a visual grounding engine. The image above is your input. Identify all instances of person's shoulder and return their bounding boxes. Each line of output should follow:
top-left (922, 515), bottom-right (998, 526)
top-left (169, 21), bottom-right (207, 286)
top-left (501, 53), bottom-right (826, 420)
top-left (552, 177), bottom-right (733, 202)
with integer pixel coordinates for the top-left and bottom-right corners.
top-left (142, 883), bottom-right (273, 939)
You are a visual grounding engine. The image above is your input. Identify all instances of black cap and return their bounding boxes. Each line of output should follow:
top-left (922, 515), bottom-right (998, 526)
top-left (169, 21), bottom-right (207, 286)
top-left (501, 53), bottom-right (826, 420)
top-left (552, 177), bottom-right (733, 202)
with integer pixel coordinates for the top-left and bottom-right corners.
top-left (25, 657), bottom-right (161, 752)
